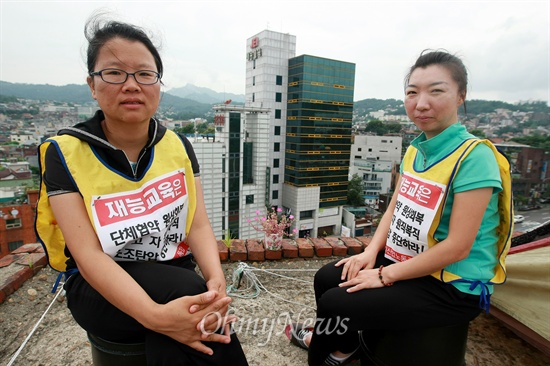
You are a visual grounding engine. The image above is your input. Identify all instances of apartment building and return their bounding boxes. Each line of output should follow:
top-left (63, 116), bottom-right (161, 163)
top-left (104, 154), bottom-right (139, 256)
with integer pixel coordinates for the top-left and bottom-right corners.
top-left (350, 135), bottom-right (402, 207)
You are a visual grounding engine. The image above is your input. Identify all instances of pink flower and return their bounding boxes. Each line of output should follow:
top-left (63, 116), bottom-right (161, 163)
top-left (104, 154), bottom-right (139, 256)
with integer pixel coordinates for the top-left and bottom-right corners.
top-left (249, 206), bottom-right (296, 238)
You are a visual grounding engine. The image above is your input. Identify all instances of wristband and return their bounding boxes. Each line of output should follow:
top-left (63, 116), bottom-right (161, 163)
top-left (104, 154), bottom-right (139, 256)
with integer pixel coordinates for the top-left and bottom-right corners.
top-left (378, 265), bottom-right (394, 287)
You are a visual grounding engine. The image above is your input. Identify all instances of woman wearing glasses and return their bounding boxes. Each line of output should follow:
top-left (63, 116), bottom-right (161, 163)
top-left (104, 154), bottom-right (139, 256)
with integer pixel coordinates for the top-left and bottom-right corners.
top-left (36, 15), bottom-right (248, 365)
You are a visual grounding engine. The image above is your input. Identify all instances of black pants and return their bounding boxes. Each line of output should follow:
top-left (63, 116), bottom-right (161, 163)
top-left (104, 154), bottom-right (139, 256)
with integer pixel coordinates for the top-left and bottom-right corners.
top-left (64, 257), bottom-right (248, 366)
top-left (308, 253), bottom-right (481, 366)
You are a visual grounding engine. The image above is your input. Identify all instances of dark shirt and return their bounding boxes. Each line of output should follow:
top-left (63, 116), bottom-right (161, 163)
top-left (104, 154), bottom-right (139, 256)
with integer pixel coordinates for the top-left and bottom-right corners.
top-left (43, 110), bottom-right (200, 194)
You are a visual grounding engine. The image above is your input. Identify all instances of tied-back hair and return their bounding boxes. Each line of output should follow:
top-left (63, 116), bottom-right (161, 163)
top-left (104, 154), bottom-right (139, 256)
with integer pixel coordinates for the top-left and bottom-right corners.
top-left (84, 13), bottom-right (163, 78)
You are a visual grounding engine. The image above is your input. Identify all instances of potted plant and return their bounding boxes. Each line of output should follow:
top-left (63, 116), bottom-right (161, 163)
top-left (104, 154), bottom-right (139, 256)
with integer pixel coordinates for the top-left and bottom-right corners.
top-left (248, 207), bottom-right (297, 251)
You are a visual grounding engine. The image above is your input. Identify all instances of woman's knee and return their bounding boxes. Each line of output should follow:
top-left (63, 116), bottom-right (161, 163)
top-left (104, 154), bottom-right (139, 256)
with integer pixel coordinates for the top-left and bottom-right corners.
top-left (122, 262), bottom-right (207, 302)
top-left (314, 261), bottom-right (343, 289)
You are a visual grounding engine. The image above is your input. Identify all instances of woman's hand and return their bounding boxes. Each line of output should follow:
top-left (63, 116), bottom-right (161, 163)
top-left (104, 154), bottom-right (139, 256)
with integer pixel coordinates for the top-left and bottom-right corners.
top-left (335, 248), bottom-right (378, 281)
top-left (152, 291), bottom-right (234, 355)
top-left (194, 277), bottom-right (236, 338)
top-left (338, 268), bottom-right (385, 292)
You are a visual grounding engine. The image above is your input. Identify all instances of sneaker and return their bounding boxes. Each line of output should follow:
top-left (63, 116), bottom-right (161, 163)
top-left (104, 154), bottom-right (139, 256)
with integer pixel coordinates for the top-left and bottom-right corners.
top-left (285, 323), bottom-right (313, 350)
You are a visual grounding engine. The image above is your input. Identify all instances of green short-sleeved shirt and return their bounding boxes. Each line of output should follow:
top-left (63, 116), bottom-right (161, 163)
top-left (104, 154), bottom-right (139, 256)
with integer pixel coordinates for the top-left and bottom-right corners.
top-left (401, 123), bottom-right (502, 295)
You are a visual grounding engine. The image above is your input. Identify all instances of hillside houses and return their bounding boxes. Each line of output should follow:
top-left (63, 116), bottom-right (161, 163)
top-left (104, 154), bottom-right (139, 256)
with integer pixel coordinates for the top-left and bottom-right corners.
top-left (0, 96), bottom-right (548, 258)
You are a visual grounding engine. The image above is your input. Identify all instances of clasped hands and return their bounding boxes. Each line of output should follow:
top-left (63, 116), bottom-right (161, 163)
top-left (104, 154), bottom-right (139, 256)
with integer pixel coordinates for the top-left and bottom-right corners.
top-left (153, 281), bottom-right (236, 356)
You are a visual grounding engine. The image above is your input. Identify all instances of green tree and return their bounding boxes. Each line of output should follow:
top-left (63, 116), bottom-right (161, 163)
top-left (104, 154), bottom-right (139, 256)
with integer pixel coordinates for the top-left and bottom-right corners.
top-left (511, 134), bottom-right (550, 153)
top-left (196, 122), bottom-right (212, 134)
top-left (386, 123), bottom-right (403, 134)
top-left (347, 174), bottom-right (365, 206)
top-left (174, 124), bottom-right (195, 134)
top-left (364, 120), bottom-right (402, 135)
top-left (364, 120), bottom-right (386, 135)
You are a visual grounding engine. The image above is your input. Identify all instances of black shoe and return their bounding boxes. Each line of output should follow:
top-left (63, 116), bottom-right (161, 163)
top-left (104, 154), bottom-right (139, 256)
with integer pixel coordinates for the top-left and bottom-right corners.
top-left (285, 323), bottom-right (313, 350)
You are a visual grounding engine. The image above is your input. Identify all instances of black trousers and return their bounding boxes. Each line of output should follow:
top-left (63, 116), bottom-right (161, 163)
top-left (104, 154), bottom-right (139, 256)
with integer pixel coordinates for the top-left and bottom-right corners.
top-left (64, 257), bottom-right (248, 366)
top-left (308, 253), bottom-right (481, 366)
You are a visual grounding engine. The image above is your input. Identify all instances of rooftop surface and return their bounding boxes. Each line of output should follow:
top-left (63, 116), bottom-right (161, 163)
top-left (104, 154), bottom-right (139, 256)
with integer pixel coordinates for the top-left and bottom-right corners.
top-left (1, 235), bottom-right (549, 365)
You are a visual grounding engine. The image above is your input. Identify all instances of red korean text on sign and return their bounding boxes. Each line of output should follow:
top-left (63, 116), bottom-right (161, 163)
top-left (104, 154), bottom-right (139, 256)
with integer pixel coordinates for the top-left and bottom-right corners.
top-left (398, 175), bottom-right (443, 209)
top-left (94, 172), bottom-right (186, 226)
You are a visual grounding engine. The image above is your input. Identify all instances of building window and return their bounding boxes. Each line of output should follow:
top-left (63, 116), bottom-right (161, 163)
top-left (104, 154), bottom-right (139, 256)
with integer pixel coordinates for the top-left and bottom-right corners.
top-left (275, 92), bottom-right (282, 102)
top-left (274, 142), bottom-right (280, 152)
top-left (253, 76), bottom-right (256, 86)
top-left (276, 75), bottom-right (283, 85)
top-left (253, 59), bottom-right (256, 69)
top-left (8, 241), bottom-right (23, 252)
top-left (243, 142), bottom-right (253, 184)
top-left (274, 126), bottom-right (281, 135)
top-left (275, 109), bottom-right (281, 119)
top-left (6, 218), bottom-right (22, 229)
top-left (300, 210), bottom-right (314, 219)
top-left (273, 175), bottom-right (279, 184)
top-left (272, 190), bottom-right (279, 200)
top-left (273, 159), bottom-right (280, 168)
top-left (252, 93), bottom-right (255, 102)
top-left (246, 195), bottom-right (254, 204)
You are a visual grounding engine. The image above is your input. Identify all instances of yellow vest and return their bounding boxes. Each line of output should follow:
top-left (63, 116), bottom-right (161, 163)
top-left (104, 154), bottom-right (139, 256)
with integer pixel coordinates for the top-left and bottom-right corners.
top-left (386, 139), bottom-right (513, 286)
top-left (36, 131), bottom-right (197, 272)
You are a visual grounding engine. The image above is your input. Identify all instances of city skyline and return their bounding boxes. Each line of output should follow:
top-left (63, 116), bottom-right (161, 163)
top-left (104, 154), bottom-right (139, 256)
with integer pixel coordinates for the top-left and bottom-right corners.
top-left (1, 1), bottom-right (549, 104)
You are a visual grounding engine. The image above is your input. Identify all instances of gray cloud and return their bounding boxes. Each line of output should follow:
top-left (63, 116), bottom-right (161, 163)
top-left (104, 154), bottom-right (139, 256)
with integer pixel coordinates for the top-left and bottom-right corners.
top-left (1, 1), bottom-right (548, 104)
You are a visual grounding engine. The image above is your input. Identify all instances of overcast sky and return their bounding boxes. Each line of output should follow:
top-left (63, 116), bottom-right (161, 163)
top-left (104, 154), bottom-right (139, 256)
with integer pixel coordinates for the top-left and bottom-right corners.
top-left (1, 0), bottom-right (549, 104)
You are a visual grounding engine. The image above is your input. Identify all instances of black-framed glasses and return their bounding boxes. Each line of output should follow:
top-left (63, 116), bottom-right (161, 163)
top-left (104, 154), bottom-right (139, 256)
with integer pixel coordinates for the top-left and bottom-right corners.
top-left (89, 68), bottom-right (161, 85)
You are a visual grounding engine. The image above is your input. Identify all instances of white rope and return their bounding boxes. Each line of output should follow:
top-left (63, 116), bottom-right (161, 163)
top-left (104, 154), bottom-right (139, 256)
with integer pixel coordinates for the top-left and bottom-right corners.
top-left (7, 285), bottom-right (65, 366)
top-left (246, 267), bottom-right (316, 285)
top-left (227, 262), bottom-right (317, 310)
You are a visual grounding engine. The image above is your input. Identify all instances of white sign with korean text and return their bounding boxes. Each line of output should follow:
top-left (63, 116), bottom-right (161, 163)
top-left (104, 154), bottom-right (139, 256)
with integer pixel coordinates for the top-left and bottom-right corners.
top-left (91, 170), bottom-right (190, 261)
top-left (385, 172), bottom-right (446, 262)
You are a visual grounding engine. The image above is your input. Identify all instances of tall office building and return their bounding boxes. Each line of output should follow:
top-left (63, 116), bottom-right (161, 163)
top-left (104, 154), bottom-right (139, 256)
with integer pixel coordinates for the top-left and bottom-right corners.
top-left (194, 30), bottom-right (356, 240)
top-left (245, 30), bottom-right (296, 208)
top-left (283, 55), bottom-right (355, 237)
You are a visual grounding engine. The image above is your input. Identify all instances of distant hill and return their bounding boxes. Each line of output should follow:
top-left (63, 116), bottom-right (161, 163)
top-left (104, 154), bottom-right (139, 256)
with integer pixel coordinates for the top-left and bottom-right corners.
top-left (354, 97), bottom-right (549, 117)
top-left (0, 81), bottom-right (93, 105)
top-left (354, 98), bottom-right (405, 115)
top-left (158, 93), bottom-right (213, 119)
top-left (0, 81), bottom-right (214, 119)
top-left (166, 84), bottom-right (245, 104)
top-left (1, 81), bottom-right (547, 119)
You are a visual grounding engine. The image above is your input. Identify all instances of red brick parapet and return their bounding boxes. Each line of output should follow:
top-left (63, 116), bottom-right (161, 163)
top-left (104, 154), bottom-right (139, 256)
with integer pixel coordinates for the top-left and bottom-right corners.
top-left (218, 236), bottom-right (372, 262)
top-left (0, 237), bottom-right (374, 304)
top-left (0, 244), bottom-right (47, 304)
top-left (295, 238), bottom-right (314, 258)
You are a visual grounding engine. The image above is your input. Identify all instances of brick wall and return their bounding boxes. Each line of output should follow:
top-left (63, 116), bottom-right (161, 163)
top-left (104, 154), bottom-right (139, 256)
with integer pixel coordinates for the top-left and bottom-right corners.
top-left (0, 190), bottom-right (39, 260)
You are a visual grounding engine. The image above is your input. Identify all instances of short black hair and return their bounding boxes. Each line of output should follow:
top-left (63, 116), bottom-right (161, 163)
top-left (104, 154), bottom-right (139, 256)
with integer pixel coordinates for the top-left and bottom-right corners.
top-left (405, 49), bottom-right (468, 113)
top-left (84, 14), bottom-right (163, 77)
